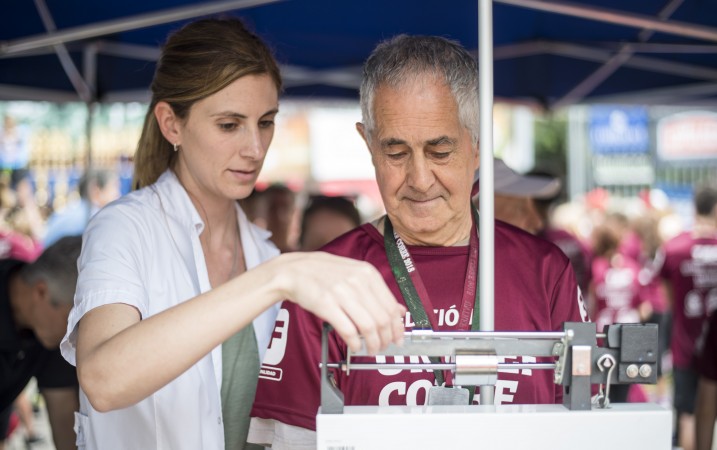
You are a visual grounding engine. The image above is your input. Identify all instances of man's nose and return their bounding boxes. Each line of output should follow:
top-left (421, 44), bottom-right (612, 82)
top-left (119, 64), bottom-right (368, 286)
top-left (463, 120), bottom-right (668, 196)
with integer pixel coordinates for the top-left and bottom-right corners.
top-left (406, 156), bottom-right (435, 192)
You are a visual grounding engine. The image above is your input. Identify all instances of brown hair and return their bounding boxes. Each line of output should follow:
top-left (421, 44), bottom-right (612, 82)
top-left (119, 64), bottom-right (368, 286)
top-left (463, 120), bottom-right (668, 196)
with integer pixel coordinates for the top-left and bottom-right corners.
top-left (133, 17), bottom-right (282, 188)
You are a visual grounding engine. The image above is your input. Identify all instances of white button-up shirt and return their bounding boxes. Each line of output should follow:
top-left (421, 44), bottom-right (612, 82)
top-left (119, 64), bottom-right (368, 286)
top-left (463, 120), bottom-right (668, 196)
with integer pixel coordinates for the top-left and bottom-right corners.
top-left (61, 170), bottom-right (280, 450)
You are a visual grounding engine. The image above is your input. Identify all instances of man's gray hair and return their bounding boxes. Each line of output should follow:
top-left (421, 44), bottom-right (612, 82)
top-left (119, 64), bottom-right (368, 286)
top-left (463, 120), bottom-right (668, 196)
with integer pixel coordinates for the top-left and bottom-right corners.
top-left (359, 34), bottom-right (480, 144)
top-left (20, 236), bottom-right (82, 306)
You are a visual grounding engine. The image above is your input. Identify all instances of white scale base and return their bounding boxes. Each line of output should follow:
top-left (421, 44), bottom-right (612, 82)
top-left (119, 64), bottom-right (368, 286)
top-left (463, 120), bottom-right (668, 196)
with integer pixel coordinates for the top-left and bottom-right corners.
top-left (317, 403), bottom-right (671, 450)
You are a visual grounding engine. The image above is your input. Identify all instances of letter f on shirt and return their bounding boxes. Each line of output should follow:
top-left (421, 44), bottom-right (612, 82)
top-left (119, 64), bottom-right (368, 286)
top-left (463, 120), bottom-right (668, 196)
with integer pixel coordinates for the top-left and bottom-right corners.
top-left (263, 308), bottom-right (290, 366)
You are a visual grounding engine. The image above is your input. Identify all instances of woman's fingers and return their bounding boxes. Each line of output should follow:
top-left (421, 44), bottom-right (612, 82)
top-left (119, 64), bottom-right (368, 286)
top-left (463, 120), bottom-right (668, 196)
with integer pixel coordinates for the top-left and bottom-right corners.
top-left (285, 253), bottom-right (406, 354)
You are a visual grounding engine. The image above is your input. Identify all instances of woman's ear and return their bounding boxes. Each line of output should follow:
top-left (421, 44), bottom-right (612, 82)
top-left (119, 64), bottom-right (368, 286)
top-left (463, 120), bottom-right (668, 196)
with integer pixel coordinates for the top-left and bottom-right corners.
top-left (154, 101), bottom-right (181, 145)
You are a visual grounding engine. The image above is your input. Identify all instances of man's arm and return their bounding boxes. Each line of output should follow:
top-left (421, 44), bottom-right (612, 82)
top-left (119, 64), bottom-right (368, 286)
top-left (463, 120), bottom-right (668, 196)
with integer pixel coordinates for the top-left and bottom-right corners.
top-left (41, 386), bottom-right (79, 450)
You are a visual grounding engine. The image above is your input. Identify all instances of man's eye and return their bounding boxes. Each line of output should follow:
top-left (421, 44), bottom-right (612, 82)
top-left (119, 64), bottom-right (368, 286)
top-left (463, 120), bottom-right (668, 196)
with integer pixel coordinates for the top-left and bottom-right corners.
top-left (387, 152), bottom-right (406, 160)
top-left (432, 152), bottom-right (451, 159)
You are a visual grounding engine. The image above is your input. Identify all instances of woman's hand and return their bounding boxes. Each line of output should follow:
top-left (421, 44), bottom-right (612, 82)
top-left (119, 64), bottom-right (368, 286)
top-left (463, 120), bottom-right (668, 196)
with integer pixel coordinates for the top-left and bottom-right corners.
top-left (269, 252), bottom-right (405, 354)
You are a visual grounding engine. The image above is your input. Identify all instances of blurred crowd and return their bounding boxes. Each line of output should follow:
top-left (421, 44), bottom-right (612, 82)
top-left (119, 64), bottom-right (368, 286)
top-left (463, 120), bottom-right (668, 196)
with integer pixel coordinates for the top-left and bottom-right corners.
top-left (2, 161), bottom-right (717, 450)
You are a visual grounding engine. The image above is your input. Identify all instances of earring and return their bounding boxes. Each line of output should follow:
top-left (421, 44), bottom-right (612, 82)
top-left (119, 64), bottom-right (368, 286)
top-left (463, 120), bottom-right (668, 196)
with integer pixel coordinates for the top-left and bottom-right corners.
top-left (173, 143), bottom-right (179, 152)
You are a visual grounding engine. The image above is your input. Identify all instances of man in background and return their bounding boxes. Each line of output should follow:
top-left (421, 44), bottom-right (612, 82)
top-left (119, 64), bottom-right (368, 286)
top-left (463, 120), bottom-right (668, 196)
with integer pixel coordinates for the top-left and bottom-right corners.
top-left (1, 236), bottom-right (82, 450)
top-left (655, 184), bottom-right (717, 450)
top-left (298, 195), bottom-right (361, 251)
top-left (43, 169), bottom-right (120, 247)
top-left (475, 161), bottom-right (591, 295)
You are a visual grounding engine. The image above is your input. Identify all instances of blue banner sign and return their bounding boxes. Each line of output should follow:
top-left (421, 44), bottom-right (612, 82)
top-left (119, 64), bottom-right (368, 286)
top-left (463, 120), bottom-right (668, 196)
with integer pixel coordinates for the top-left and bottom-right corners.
top-left (589, 106), bottom-right (649, 154)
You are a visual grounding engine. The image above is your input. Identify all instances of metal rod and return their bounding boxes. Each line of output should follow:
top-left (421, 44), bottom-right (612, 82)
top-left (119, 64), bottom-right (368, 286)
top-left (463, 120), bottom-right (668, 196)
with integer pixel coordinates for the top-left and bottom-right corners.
top-left (407, 331), bottom-right (569, 339)
top-left (478, 0), bottom-right (495, 407)
top-left (326, 363), bottom-right (557, 371)
top-left (552, 0), bottom-right (684, 108)
top-left (547, 42), bottom-right (717, 81)
top-left (1, 0), bottom-right (280, 55)
top-left (494, 0), bottom-right (717, 43)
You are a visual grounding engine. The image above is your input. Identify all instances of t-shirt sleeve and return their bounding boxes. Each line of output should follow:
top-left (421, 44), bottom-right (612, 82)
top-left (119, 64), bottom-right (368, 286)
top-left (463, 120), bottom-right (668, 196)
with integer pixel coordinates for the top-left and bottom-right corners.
top-left (550, 253), bottom-right (589, 328)
top-left (35, 348), bottom-right (78, 389)
top-left (60, 204), bottom-right (149, 366)
top-left (250, 300), bottom-right (342, 432)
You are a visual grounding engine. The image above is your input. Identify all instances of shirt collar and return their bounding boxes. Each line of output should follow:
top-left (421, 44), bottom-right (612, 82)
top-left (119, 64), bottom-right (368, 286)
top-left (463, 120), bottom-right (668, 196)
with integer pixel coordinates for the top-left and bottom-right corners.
top-left (151, 169), bottom-right (273, 243)
top-left (152, 170), bottom-right (206, 234)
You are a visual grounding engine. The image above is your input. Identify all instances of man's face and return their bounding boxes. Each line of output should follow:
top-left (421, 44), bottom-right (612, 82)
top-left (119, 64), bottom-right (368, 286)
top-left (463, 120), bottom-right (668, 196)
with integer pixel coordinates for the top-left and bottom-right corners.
top-left (358, 77), bottom-right (479, 245)
top-left (494, 194), bottom-right (544, 235)
top-left (29, 284), bottom-right (72, 349)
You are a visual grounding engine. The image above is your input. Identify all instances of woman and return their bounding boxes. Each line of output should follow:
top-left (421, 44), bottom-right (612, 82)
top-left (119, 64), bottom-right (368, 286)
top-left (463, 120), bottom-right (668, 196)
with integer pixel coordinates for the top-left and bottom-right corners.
top-left (60, 18), bottom-right (404, 450)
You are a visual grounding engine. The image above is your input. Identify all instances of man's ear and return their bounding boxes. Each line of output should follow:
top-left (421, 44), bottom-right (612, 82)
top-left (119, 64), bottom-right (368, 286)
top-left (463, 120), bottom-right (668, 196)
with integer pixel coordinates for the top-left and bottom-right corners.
top-left (356, 122), bottom-right (369, 148)
top-left (34, 279), bottom-right (50, 305)
top-left (356, 122), bottom-right (376, 166)
top-left (154, 101), bottom-right (181, 146)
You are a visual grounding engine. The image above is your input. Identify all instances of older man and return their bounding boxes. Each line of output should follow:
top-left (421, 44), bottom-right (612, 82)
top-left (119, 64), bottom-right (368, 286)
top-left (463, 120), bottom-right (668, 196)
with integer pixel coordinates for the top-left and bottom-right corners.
top-left (249, 35), bottom-right (586, 448)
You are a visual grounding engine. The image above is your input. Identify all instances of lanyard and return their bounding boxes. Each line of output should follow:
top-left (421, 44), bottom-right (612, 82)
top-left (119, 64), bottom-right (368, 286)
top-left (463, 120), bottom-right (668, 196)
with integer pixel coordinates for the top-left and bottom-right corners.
top-left (383, 205), bottom-right (481, 399)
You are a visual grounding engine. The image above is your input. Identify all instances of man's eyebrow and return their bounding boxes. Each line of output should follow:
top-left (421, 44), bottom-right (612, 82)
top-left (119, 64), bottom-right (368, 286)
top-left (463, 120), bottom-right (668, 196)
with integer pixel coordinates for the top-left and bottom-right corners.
top-left (427, 136), bottom-right (456, 146)
top-left (380, 137), bottom-right (406, 147)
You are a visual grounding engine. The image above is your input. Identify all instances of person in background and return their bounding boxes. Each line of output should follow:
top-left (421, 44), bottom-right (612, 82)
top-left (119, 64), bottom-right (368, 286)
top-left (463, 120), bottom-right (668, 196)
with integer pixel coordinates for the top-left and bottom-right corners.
top-left (632, 212), bottom-right (672, 405)
top-left (587, 215), bottom-right (644, 403)
top-left (60, 17), bottom-right (404, 450)
top-left (695, 311), bottom-right (717, 450)
top-left (298, 195), bottom-right (361, 251)
top-left (43, 168), bottom-right (121, 247)
top-left (655, 184), bottom-right (717, 450)
top-left (249, 34), bottom-right (586, 449)
top-left (0, 173), bottom-right (42, 263)
top-left (479, 158), bottom-right (561, 236)
top-left (238, 184), bottom-right (298, 252)
top-left (477, 162), bottom-right (592, 295)
top-left (262, 184), bottom-right (298, 253)
top-left (4, 170), bottom-right (45, 253)
top-left (1, 236), bottom-right (82, 450)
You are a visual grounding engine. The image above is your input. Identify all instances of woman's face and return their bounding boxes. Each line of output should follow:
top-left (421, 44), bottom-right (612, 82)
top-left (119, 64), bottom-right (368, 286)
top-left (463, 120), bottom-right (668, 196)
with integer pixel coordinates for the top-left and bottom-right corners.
top-left (173, 74), bottom-right (279, 204)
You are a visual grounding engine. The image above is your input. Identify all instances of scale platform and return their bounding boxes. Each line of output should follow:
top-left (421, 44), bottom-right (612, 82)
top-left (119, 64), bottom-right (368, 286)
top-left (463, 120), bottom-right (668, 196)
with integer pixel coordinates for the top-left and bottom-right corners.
top-left (318, 402), bottom-right (671, 450)
top-left (317, 322), bottom-right (670, 450)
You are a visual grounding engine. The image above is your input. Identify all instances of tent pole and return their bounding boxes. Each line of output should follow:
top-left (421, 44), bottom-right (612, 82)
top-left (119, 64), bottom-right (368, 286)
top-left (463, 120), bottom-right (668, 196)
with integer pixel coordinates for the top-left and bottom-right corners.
top-left (495, 0), bottom-right (717, 43)
top-left (33, 0), bottom-right (93, 102)
top-left (478, 0), bottom-right (495, 406)
top-left (83, 44), bottom-right (98, 172)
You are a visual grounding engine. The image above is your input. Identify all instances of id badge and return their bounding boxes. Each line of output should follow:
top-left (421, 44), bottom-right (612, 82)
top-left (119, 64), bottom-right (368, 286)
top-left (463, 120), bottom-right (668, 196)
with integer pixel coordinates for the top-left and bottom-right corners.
top-left (426, 386), bottom-right (470, 405)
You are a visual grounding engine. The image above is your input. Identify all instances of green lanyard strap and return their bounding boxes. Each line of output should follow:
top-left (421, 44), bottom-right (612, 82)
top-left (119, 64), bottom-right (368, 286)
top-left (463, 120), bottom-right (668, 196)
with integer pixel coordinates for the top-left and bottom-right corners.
top-left (383, 204), bottom-right (481, 402)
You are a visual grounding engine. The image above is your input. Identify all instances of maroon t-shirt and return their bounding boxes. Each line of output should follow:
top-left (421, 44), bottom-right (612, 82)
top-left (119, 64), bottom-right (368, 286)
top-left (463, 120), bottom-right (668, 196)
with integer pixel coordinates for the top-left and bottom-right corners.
top-left (251, 221), bottom-right (586, 431)
top-left (590, 255), bottom-right (642, 332)
top-left (656, 231), bottom-right (717, 369)
top-left (540, 227), bottom-right (592, 294)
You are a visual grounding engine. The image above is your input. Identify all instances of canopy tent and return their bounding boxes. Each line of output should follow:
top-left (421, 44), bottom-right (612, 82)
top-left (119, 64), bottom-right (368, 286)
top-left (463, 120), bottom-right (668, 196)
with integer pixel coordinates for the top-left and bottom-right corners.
top-left (1, 0), bottom-right (717, 108)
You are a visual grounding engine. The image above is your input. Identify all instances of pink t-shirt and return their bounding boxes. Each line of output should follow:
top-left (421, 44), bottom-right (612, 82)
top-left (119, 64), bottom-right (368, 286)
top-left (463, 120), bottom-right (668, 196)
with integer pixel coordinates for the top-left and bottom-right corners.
top-left (251, 221), bottom-right (586, 431)
top-left (0, 230), bottom-right (42, 262)
top-left (657, 231), bottom-right (717, 369)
